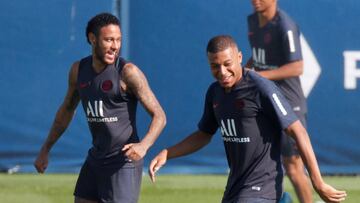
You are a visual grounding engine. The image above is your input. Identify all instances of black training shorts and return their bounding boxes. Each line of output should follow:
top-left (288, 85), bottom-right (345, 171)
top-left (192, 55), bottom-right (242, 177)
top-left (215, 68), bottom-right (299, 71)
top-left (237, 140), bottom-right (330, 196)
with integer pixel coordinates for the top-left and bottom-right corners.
top-left (74, 159), bottom-right (143, 203)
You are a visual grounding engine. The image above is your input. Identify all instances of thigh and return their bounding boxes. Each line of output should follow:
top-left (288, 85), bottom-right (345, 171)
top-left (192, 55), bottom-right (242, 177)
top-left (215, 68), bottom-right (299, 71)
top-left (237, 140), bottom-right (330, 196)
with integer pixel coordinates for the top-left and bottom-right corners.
top-left (98, 160), bottom-right (143, 203)
top-left (223, 197), bottom-right (276, 203)
top-left (237, 198), bottom-right (276, 203)
top-left (74, 161), bottom-right (99, 202)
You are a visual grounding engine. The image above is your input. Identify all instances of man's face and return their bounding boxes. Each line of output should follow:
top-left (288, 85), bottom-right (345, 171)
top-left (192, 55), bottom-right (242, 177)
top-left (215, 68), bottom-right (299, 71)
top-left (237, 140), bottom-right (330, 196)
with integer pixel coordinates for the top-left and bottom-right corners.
top-left (251, 0), bottom-right (275, 12)
top-left (207, 46), bottom-right (242, 91)
top-left (93, 24), bottom-right (121, 65)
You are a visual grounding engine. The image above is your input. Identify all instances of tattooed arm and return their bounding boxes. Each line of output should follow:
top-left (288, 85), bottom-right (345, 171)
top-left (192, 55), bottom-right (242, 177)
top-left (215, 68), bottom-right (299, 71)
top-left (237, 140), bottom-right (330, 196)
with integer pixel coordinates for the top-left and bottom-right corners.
top-left (121, 63), bottom-right (166, 161)
top-left (34, 62), bottom-right (80, 173)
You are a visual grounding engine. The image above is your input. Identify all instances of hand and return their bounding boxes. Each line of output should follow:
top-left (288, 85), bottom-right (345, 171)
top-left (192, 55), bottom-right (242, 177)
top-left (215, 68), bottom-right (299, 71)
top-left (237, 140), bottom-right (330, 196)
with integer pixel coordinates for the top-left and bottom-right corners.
top-left (34, 151), bottom-right (49, 173)
top-left (148, 149), bottom-right (168, 183)
top-left (315, 182), bottom-right (347, 203)
top-left (122, 142), bottom-right (148, 161)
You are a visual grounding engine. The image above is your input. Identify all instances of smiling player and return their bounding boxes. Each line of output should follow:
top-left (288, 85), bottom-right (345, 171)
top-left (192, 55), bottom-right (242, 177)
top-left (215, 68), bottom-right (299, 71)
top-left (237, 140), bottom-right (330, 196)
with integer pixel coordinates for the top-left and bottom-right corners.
top-left (34, 13), bottom-right (166, 203)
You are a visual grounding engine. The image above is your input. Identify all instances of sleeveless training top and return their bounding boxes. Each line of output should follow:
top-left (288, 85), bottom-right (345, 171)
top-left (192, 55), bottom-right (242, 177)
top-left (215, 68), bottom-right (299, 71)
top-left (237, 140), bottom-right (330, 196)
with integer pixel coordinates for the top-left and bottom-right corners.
top-left (77, 55), bottom-right (139, 164)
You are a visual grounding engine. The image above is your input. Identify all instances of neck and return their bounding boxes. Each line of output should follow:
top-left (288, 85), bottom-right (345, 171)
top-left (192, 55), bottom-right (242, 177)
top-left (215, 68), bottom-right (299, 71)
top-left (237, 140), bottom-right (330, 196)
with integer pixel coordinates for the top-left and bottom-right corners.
top-left (257, 4), bottom-right (277, 27)
top-left (92, 55), bottom-right (107, 73)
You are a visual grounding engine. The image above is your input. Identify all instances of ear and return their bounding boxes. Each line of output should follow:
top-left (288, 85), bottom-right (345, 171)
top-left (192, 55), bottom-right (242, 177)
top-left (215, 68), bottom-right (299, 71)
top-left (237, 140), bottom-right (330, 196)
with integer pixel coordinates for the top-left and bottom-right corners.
top-left (238, 51), bottom-right (243, 64)
top-left (88, 33), bottom-right (96, 45)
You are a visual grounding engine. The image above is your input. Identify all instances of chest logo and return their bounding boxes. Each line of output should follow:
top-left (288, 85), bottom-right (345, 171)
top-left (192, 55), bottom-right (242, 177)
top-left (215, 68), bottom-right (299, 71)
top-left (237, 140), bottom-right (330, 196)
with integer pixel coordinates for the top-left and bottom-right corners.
top-left (101, 80), bottom-right (113, 92)
top-left (234, 99), bottom-right (245, 109)
top-left (252, 47), bottom-right (266, 65)
top-left (264, 33), bottom-right (272, 44)
top-left (220, 119), bottom-right (250, 143)
top-left (86, 100), bottom-right (104, 117)
top-left (220, 119), bottom-right (237, 137)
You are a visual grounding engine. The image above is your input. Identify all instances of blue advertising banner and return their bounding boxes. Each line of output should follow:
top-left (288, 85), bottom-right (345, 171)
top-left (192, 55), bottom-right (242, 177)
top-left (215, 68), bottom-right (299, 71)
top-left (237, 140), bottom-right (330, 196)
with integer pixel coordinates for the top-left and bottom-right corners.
top-left (0, 0), bottom-right (359, 174)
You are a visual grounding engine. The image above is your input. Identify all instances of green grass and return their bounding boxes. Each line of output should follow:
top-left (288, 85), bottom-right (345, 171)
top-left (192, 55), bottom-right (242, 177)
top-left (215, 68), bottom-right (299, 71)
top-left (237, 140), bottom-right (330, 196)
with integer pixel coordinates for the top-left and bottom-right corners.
top-left (0, 174), bottom-right (359, 203)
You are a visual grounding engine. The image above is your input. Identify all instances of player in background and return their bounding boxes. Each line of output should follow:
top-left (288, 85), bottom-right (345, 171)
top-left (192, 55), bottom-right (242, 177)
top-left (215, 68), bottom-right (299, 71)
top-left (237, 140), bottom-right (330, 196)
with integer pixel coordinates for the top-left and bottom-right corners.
top-left (149, 35), bottom-right (346, 203)
top-left (34, 13), bottom-right (166, 203)
top-left (246, 0), bottom-right (312, 202)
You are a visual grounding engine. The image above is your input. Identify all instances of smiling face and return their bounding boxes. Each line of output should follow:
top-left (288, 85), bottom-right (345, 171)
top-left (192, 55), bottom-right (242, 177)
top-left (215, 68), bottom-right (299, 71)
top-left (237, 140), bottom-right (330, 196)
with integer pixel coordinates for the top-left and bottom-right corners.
top-left (90, 24), bottom-right (121, 66)
top-left (207, 46), bottom-right (243, 92)
top-left (251, 0), bottom-right (276, 13)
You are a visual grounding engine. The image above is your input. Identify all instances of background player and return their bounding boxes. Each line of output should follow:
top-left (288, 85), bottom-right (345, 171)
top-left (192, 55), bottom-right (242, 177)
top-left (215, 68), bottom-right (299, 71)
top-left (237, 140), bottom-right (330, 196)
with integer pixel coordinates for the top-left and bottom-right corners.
top-left (246, 0), bottom-right (312, 202)
top-left (149, 35), bottom-right (346, 203)
top-left (34, 13), bottom-right (166, 203)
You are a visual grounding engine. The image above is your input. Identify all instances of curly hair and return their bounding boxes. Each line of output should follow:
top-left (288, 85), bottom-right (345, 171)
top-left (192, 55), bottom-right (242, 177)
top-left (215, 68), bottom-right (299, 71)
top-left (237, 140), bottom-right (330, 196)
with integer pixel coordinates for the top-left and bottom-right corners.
top-left (86, 13), bottom-right (121, 44)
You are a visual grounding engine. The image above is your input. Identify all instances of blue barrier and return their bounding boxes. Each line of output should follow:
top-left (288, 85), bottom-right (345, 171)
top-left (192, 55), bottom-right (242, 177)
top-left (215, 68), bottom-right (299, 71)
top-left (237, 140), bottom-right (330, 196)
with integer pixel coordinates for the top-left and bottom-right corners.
top-left (0, 0), bottom-right (359, 174)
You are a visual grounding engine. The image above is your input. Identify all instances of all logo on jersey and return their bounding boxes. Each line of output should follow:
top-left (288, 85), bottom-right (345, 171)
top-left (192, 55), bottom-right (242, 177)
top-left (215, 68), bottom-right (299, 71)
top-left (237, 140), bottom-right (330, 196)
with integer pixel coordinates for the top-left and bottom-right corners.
top-left (220, 119), bottom-right (250, 143)
top-left (253, 47), bottom-right (266, 65)
top-left (86, 100), bottom-right (118, 123)
top-left (87, 100), bottom-right (104, 117)
top-left (252, 48), bottom-right (278, 70)
top-left (101, 80), bottom-right (113, 92)
top-left (221, 119), bottom-right (237, 137)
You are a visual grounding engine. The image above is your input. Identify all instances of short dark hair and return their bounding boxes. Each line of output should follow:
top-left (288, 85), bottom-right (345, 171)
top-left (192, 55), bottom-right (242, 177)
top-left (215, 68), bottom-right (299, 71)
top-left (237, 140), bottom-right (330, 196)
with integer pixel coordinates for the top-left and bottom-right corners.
top-left (86, 12), bottom-right (121, 44)
top-left (206, 35), bottom-right (238, 53)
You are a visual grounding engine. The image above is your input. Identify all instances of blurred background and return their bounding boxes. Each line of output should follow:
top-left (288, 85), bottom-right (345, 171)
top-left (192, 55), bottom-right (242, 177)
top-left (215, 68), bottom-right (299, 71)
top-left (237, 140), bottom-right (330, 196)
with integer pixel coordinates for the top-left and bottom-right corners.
top-left (0, 0), bottom-right (359, 175)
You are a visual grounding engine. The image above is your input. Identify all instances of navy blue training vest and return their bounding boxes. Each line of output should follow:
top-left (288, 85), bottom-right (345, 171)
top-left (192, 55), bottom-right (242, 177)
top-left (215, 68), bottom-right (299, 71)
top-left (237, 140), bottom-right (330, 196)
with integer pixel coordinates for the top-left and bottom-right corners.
top-left (77, 56), bottom-right (139, 164)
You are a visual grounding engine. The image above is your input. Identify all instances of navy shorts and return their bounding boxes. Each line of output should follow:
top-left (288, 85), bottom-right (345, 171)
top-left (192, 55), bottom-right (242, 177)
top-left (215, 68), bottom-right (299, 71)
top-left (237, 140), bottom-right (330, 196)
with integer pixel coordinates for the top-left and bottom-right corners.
top-left (281, 111), bottom-right (307, 157)
top-left (74, 159), bottom-right (143, 203)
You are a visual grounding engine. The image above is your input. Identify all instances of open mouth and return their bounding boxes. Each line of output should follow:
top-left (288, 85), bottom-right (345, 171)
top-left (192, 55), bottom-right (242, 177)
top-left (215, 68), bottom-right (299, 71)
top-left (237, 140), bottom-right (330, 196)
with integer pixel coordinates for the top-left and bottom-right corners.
top-left (220, 75), bottom-right (232, 85)
top-left (106, 50), bottom-right (117, 60)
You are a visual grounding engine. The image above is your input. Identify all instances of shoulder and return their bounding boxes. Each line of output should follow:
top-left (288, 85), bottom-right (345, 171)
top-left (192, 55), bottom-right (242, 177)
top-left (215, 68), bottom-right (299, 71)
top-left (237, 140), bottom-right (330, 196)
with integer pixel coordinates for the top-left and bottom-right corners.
top-left (209, 82), bottom-right (219, 90)
top-left (67, 61), bottom-right (80, 86)
top-left (202, 82), bottom-right (219, 101)
top-left (247, 12), bottom-right (257, 26)
top-left (247, 70), bottom-right (278, 95)
top-left (121, 62), bottom-right (143, 79)
top-left (277, 9), bottom-right (295, 22)
top-left (276, 9), bottom-right (298, 31)
top-left (70, 61), bottom-right (80, 77)
top-left (207, 82), bottom-right (220, 94)
top-left (78, 55), bottom-right (92, 67)
top-left (120, 62), bottom-right (149, 93)
top-left (247, 12), bottom-right (257, 22)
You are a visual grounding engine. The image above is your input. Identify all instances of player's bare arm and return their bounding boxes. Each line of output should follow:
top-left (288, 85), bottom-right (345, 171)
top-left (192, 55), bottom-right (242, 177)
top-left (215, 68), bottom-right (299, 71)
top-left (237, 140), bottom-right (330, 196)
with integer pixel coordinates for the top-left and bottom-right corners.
top-left (257, 60), bottom-right (303, 80)
top-left (34, 62), bottom-right (80, 173)
top-left (121, 63), bottom-right (166, 161)
top-left (285, 121), bottom-right (347, 202)
top-left (149, 130), bottom-right (213, 182)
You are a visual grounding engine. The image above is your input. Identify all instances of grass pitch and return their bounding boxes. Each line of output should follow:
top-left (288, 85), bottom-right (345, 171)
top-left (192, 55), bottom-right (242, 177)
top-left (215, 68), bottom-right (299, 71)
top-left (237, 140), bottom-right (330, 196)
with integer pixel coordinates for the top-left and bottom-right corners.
top-left (0, 174), bottom-right (358, 203)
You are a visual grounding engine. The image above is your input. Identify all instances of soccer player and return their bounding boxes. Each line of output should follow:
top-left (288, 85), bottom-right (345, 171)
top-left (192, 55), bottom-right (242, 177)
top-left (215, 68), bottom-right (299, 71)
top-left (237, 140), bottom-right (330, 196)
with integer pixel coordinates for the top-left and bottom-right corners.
top-left (246, 0), bottom-right (312, 202)
top-left (149, 35), bottom-right (346, 203)
top-left (34, 13), bottom-right (166, 203)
